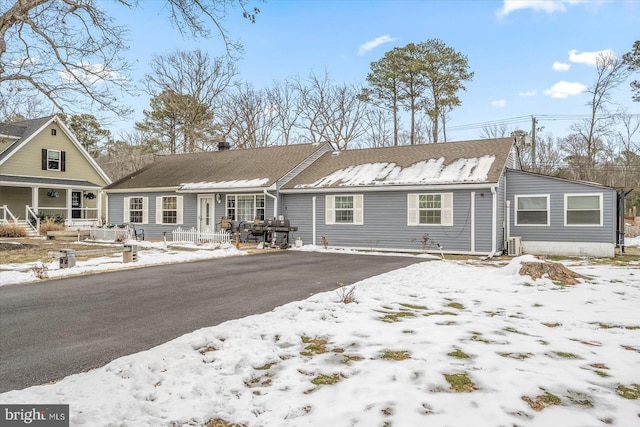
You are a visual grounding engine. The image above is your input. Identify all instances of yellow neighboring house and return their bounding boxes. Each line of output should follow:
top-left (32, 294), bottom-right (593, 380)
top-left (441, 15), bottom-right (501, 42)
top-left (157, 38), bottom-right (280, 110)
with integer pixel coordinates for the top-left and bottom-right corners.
top-left (0, 115), bottom-right (111, 234)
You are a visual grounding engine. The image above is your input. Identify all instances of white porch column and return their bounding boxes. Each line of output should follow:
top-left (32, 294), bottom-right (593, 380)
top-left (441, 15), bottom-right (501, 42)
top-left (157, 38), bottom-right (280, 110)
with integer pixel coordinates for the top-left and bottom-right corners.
top-left (66, 189), bottom-right (73, 223)
top-left (98, 190), bottom-right (103, 224)
top-left (32, 187), bottom-right (39, 211)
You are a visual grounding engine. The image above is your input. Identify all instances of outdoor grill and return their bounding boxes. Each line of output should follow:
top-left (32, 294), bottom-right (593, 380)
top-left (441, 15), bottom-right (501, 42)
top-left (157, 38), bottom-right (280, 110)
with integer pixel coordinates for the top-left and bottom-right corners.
top-left (245, 218), bottom-right (298, 248)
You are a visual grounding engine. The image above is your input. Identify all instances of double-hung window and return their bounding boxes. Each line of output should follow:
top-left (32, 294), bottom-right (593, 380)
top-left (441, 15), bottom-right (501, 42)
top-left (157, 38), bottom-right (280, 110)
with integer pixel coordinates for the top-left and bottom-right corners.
top-left (155, 195), bottom-right (183, 225)
top-left (407, 193), bottom-right (453, 226)
top-left (226, 194), bottom-right (265, 221)
top-left (125, 197), bottom-right (147, 224)
top-left (565, 194), bottom-right (602, 226)
top-left (47, 150), bottom-right (61, 170)
top-left (325, 195), bottom-right (363, 225)
top-left (515, 195), bottom-right (549, 226)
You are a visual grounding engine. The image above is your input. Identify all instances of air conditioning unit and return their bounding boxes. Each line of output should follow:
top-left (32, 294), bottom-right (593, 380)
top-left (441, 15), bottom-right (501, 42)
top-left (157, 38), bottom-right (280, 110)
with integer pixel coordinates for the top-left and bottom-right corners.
top-left (507, 236), bottom-right (522, 256)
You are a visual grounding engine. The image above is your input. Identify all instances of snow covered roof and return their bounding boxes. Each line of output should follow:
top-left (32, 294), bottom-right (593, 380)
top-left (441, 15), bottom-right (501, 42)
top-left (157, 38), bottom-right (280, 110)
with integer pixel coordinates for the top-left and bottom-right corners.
top-left (283, 138), bottom-right (514, 190)
top-left (179, 178), bottom-right (270, 191)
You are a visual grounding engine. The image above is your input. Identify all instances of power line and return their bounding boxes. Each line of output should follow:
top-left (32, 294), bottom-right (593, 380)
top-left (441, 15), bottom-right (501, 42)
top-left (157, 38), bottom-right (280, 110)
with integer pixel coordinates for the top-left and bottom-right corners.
top-left (447, 113), bottom-right (640, 133)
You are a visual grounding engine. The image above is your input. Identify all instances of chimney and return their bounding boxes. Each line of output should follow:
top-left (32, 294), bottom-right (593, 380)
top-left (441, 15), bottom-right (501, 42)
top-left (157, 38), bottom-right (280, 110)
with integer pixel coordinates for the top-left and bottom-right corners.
top-left (217, 141), bottom-right (231, 151)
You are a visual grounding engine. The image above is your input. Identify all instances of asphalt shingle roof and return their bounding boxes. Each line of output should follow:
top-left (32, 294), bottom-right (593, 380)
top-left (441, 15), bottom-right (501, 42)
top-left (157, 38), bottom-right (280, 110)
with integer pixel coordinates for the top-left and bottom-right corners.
top-left (0, 116), bottom-right (56, 162)
top-left (282, 137), bottom-right (515, 189)
top-left (104, 143), bottom-right (328, 190)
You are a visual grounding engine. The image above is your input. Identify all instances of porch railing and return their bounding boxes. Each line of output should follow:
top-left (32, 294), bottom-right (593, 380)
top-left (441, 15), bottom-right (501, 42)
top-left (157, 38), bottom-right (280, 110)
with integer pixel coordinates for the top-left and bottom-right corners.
top-left (172, 227), bottom-right (232, 244)
top-left (37, 207), bottom-right (99, 221)
top-left (1, 205), bottom-right (17, 224)
top-left (25, 206), bottom-right (39, 234)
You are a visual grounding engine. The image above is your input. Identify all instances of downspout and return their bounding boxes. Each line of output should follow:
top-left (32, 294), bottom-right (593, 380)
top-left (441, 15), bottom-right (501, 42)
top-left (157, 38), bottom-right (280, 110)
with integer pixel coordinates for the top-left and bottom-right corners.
top-left (312, 196), bottom-right (317, 246)
top-left (506, 200), bottom-right (511, 241)
top-left (470, 192), bottom-right (475, 253)
top-left (263, 189), bottom-right (278, 219)
top-left (264, 189), bottom-right (278, 246)
top-left (485, 186), bottom-right (498, 259)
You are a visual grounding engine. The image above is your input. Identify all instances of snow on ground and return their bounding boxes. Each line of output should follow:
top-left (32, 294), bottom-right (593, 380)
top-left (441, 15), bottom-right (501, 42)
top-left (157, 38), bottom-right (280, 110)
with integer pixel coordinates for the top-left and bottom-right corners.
top-left (1, 253), bottom-right (638, 426)
top-left (0, 240), bottom-right (246, 286)
top-left (626, 236), bottom-right (640, 247)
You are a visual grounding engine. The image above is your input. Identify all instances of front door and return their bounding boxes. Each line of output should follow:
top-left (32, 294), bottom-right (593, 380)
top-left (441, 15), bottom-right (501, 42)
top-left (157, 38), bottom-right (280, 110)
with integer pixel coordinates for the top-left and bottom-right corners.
top-left (198, 196), bottom-right (214, 232)
top-left (71, 191), bottom-right (82, 219)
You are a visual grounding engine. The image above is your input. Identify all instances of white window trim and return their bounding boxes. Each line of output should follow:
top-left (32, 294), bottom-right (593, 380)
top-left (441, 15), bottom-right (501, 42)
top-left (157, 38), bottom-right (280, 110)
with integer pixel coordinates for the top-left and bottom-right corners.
top-left (47, 149), bottom-right (61, 171)
top-left (155, 195), bottom-right (183, 225)
top-left (325, 195), bottom-right (363, 225)
top-left (123, 196), bottom-right (148, 224)
top-left (514, 194), bottom-right (550, 227)
top-left (407, 193), bottom-right (453, 226)
top-left (225, 194), bottom-right (266, 221)
top-left (564, 193), bottom-right (603, 227)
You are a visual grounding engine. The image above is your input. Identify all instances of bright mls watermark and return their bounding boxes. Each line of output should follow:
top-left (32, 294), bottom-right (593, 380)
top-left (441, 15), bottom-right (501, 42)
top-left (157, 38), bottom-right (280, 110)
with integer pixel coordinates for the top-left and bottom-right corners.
top-left (1, 405), bottom-right (69, 426)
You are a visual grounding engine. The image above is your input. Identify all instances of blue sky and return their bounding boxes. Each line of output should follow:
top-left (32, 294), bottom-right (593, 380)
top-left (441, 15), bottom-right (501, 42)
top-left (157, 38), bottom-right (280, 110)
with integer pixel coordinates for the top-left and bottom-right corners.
top-left (108, 0), bottom-right (639, 141)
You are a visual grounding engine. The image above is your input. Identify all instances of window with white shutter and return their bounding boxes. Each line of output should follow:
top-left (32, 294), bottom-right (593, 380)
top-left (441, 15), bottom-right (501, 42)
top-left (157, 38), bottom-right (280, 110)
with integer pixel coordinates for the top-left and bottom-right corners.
top-left (407, 193), bottom-right (453, 226)
top-left (325, 195), bottom-right (363, 225)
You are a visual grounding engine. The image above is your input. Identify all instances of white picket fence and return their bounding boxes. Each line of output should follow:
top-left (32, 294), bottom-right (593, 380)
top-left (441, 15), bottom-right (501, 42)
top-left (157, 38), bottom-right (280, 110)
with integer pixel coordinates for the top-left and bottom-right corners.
top-left (90, 226), bottom-right (133, 241)
top-left (172, 227), bottom-right (232, 244)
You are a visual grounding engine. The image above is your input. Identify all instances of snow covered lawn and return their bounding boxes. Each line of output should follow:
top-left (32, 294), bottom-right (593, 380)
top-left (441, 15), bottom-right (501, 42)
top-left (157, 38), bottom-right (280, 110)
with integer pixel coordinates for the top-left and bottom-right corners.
top-left (1, 255), bottom-right (639, 426)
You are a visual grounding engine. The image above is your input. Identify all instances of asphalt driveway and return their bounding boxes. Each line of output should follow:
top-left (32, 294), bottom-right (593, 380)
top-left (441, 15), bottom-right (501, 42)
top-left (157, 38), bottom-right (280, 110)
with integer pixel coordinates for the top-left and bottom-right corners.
top-left (0, 251), bottom-right (425, 392)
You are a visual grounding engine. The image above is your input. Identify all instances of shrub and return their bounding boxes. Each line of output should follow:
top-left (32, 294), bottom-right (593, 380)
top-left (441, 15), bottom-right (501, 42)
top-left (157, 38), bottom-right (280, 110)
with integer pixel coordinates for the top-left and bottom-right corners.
top-left (39, 218), bottom-right (66, 236)
top-left (0, 223), bottom-right (28, 238)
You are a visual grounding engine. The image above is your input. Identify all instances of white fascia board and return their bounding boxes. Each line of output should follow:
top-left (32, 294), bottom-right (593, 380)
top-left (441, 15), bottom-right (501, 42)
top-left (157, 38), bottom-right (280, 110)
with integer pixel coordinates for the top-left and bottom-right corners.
top-left (280, 182), bottom-right (497, 194)
top-left (104, 187), bottom-right (180, 194)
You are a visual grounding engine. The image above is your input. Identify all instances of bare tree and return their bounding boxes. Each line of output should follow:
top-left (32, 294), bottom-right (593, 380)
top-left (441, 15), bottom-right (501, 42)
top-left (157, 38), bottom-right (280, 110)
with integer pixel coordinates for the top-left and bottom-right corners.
top-left (362, 106), bottom-right (395, 148)
top-left (217, 83), bottom-right (276, 148)
top-left (569, 52), bottom-right (630, 180)
top-left (144, 49), bottom-right (237, 152)
top-left (479, 123), bottom-right (511, 139)
top-left (0, 0), bottom-right (257, 117)
top-left (293, 71), bottom-right (367, 150)
top-left (265, 79), bottom-right (303, 145)
top-left (98, 129), bottom-right (156, 181)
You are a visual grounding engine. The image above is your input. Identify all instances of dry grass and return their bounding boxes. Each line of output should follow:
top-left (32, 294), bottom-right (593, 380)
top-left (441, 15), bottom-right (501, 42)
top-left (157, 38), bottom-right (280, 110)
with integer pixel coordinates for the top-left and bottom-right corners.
top-left (38, 218), bottom-right (66, 236)
top-left (0, 223), bottom-right (27, 238)
top-left (335, 286), bottom-right (358, 304)
top-left (0, 238), bottom-right (117, 264)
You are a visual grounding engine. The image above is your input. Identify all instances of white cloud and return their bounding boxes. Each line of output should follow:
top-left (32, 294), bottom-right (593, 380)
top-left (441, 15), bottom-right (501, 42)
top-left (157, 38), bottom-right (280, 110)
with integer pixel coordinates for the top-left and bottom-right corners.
top-left (58, 63), bottom-right (122, 84)
top-left (568, 49), bottom-right (616, 66)
top-left (491, 100), bottom-right (506, 108)
top-left (552, 61), bottom-right (571, 71)
top-left (497, 0), bottom-right (576, 17)
top-left (543, 81), bottom-right (587, 98)
top-left (357, 35), bottom-right (397, 56)
top-left (518, 90), bottom-right (537, 97)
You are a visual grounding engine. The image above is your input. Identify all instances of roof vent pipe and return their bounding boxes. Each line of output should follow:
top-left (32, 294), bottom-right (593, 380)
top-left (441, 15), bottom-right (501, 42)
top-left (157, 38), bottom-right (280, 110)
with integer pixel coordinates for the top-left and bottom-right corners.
top-left (217, 141), bottom-right (231, 151)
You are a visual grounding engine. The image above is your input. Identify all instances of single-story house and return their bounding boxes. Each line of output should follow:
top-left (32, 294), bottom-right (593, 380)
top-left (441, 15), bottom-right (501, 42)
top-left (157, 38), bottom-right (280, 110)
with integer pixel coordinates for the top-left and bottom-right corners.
top-left (104, 138), bottom-right (621, 257)
top-left (0, 115), bottom-right (111, 233)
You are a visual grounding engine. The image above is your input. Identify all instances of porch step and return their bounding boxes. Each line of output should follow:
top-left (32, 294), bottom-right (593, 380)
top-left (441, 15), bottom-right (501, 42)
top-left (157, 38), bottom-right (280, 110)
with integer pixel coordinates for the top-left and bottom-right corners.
top-left (14, 220), bottom-right (40, 237)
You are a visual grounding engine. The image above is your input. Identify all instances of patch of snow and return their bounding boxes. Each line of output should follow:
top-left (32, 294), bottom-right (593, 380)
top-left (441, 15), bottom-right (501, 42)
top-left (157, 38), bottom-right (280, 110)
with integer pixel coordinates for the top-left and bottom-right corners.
top-left (625, 236), bottom-right (640, 247)
top-left (295, 155), bottom-right (495, 188)
top-left (0, 241), bottom-right (246, 287)
top-left (2, 252), bottom-right (639, 426)
top-left (180, 178), bottom-right (270, 190)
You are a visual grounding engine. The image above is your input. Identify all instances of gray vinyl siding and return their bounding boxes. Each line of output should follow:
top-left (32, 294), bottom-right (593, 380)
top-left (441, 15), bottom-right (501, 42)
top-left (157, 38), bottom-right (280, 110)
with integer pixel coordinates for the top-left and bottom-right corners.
top-left (107, 191), bottom-right (275, 239)
top-left (282, 188), bottom-right (496, 253)
top-left (506, 170), bottom-right (616, 243)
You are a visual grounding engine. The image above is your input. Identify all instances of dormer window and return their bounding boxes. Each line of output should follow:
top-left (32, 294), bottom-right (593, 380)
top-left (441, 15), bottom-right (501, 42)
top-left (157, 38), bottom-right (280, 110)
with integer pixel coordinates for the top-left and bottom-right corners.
top-left (51, 129), bottom-right (57, 136)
